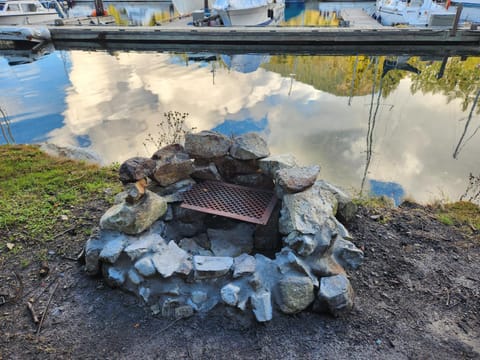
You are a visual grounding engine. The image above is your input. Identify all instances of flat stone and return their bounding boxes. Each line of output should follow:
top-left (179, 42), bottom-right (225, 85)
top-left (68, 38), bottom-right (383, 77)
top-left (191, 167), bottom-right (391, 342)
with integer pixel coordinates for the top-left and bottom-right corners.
top-left (175, 305), bottom-right (194, 319)
top-left (209, 223), bottom-right (255, 257)
top-left (99, 237), bottom-right (126, 264)
top-left (221, 283), bottom-right (241, 306)
top-left (193, 255), bottom-right (233, 279)
top-left (119, 157), bottom-right (157, 184)
top-left (151, 241), bottom-right (192, 278)
top-left (100, 190), bottom-right (168, 235)
top-left (191, 162), bottom-right (223, 181)
top-left (151, 144), bottom-right (194, 186)
top-left (251, 290), bottom-right (272, 322)
top-left (124, 233), bottom-right (166, 261)
top-left (229, 132), bottom-right (270, 160)
top-left (179, 237), bottom-right (212, 256)
top-left (258, 154), bottom-right (298, 178)
top-left (233, 253), bottom-right (256, 278)
top-left (283, 231), bottom-right (317, 257)
top-left (316, 180), bottom-right (357, 224)
top-left (318, 274), bottom-right (354, 316)
top-left (185, 131), bottom-right (232, 158)
top-left (276, 165), bottom-right (321, 193)
top-left (232, 173), bottom-right (274, 189)
top-left (277, 276), bottom-right (315, 314)
top-left (134, 255), bottom-right (157, 277)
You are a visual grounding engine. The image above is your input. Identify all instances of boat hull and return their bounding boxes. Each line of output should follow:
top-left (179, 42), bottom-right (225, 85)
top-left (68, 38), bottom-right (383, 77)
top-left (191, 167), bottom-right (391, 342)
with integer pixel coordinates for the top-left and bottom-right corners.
top-left (172, 0), bottom-right (212, 16)
top-left (218, 3), bottom-right (285, 26)
top-left (0, 12), bottom-right (58, 25)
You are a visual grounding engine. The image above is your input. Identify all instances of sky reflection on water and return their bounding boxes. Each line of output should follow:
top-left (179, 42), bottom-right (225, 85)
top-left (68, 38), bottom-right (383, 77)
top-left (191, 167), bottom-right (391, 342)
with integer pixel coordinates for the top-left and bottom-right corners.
top-left (0, 48), bottom-right (479, 205)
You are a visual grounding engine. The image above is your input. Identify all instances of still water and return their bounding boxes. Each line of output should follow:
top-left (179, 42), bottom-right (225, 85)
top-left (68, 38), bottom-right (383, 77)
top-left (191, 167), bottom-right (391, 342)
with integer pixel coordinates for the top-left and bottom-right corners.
top-left (1, 3), bottom-right (479, 205)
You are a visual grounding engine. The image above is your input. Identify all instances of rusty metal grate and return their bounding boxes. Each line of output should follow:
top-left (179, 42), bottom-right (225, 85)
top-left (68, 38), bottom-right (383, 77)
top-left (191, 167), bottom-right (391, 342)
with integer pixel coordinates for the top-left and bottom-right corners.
top-left (180, 181), bottom-right (277, 225)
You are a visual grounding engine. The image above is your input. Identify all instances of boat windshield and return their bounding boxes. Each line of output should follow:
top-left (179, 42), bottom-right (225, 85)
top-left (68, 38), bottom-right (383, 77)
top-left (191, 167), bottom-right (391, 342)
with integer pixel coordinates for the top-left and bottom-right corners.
top-left (0, 3), bottom-right (4, 11)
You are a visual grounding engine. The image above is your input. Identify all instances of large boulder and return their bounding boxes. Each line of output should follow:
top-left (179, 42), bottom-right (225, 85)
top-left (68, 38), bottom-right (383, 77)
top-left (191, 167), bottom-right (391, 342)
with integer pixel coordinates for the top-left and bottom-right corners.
top-left (316, 274), bottom-right (354, 316)
top-left (150, 144), bottom-right (194, 186)
top-left (229, 132), bottom-right (270, 160)
top-left (185, 131), bottom-right (232, 158)
top-left (276, 276), bottom-right (315, 314)
top-left (279, 183), bottom-right (337, 235)
top-left (100, 190), bottom-right (168, 235)
top-left (119, 157), bottom-right (157, 184)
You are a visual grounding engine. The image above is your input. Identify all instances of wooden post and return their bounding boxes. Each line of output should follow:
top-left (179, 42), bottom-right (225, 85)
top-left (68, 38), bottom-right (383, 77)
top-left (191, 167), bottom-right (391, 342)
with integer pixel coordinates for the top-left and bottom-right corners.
top-left (450, 4), bottom-right (463, 37)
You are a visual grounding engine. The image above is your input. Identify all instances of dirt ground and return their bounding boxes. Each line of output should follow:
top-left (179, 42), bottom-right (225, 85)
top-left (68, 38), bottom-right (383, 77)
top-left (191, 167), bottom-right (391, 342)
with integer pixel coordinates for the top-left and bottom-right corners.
top-left (1, 200), bottom-right (479, 360)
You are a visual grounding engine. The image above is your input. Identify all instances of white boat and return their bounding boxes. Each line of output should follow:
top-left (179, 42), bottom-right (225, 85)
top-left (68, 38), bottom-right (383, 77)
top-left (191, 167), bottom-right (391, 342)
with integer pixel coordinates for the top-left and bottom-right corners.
top-left (448, 0), bottom-right (480, 22)
top-left (213, 0), bottom-right (285, 26)
top-left (172, 0), bottom-right (212, 16)
top-left (0, 0), bottom-right (60, 25)
top-left (375, 0), bottom-right (456, 26)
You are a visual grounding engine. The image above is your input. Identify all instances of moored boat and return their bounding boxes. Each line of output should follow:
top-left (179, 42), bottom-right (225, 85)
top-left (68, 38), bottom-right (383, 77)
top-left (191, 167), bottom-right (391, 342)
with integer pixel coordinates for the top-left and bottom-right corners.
top-left (375, 0), bottom-right (456, 26)
top-left (448, 0), bottom-right (480, 22)
top-left (0, 0), bottom-right (60, 25)
top-left (172, 0), bottom-right (212, 16)
top-left (213, 0), bottom-right (285, 26)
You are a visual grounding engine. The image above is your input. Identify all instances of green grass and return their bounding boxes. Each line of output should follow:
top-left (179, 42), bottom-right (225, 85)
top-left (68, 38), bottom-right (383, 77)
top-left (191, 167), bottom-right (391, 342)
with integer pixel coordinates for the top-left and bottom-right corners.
top-left (0, 145), bottom-right (122, 248)
top-left (435, 201), bottom-right (480, 233)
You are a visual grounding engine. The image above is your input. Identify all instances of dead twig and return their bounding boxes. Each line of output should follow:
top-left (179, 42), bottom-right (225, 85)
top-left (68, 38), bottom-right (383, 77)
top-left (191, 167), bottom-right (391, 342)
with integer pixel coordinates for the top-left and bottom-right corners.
top-left (27, 301), bottom-right (40, 324)
top-left (12, 271), bottom-right (23, 303)
top-left (53, 226), bottom-right (76, 239)
top-left (36, 281), bottom-right (59, 336)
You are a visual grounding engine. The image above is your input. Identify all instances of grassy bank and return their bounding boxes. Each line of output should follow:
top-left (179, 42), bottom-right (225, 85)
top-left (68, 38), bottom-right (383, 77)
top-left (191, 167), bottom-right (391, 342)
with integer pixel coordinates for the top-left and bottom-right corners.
top-left (0, 145), bottom-right (121, 263)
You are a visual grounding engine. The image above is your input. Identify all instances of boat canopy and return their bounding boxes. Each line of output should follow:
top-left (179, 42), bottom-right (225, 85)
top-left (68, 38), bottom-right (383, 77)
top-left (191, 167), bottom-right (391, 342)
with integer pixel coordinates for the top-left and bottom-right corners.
top-left (213, 0), bottom-right (281, 10)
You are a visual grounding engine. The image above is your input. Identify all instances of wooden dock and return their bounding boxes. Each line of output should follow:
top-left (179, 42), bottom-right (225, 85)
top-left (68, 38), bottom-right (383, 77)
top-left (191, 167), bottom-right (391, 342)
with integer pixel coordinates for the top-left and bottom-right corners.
top-left (42, 7), bottom-right (480, 55)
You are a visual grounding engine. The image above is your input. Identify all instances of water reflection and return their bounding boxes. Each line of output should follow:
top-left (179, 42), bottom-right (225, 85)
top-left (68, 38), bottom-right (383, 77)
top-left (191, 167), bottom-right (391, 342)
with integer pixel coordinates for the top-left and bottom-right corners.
top-left (0, 46), bottom-right (479, 205)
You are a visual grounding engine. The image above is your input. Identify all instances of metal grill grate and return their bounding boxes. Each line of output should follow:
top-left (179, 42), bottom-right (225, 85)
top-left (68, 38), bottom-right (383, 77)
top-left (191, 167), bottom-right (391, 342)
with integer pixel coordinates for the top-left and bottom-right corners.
top-left (180, 181), bottom-right (277, 225)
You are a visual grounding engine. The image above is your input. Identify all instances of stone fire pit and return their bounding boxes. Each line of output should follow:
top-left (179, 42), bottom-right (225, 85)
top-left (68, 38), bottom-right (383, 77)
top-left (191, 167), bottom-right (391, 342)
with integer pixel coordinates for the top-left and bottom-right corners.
top-left (84, 131), bottom-right (364, 322)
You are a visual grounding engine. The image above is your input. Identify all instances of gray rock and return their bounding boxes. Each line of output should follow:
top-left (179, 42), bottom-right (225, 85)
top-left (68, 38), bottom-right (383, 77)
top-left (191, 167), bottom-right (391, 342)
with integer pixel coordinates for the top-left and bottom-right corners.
top-left (251, 290), bottom-right (272, 322)
top-left (314, 225), bottom-right (334, 256)
top-left (276, 165), bottom-right (320, 193)
top-left (193, 255), bottom-right (233, 279)
top-left (119, 157), bottom-right (157, 184)
top-left (279, 183), bottom-right (337, 235)
top-left (100, 190), bottom-right (168, 235)
top-left (191, 290), bottom-right (208, 305)
top-left (258, 154), bottom-right (298, 178)
top-left (254, 205), bottom-right (280, 251)
top-left (134, 255), bottom-right (157, 277)
top-left (150, 144), bottom-right (194, 186)
top-left (276, 250), bottom-right (319, 288)
top-left (151, 241), bottom-right (192, 277)
top-left (318, 274), bottom-right (354, 316)
top-left (124, 233), bottom-right (166, 261)
top-left (179, 237), bottom-right (212, 256)
top-left (103, 266), bottom-right (126, 287)
top-left (191, 162), bottom-right (223, 181)
top-left (149, 178), bottom-right (196, 199)
top-left (139, 286), bottom-right (151, 302)
top-left (127, 268), bottom-right (144, 285)
top-left (229, 132), bottom-right (270, 160)
top-left (232, 173), bottom-right (274, 189)
top-left (316, 180), bottom-right (357, 224)
top-left (211, 156), bottom-right (259, 180)
top-left (185, 131), bottom-right (232, 158)
top-left (233, 253), bottom-right (256, 278)
top-left (99, 237), bottom-right (126, 264)
top-left (277, 276), bottom-right (315, 314)
top-left (221, 283), bottom-right (241, 306)
top-left (332, 238), bottom-right (364, 270)
top-left (283, 231), bottom-right (317, 257)
top-left (209, 223), bottom-right (255, 257)
top-left (175, 305), bottom-right (194, 319)
top-left (84, 237), bottom-right (105, 275)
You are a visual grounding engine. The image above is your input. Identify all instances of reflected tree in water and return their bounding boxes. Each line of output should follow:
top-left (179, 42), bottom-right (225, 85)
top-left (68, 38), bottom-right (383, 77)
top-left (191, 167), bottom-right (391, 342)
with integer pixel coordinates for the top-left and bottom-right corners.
top-left (0, 105), bottom-right (14, 144)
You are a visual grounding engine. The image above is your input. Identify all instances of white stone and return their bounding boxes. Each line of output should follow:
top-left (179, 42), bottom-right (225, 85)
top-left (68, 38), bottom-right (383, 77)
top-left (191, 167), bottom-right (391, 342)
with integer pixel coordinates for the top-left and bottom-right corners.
top-left (152, 241), bottom-right (192, 278)
top-left (191, 290), bottom-right (208, 304)
top-left (105, 267), bottom-right (126, 287)
top-left (99, 237), bottom-right (125, 264)
top-left (193, 255), bottom-right (233, 279)
top-left (233, 254), bottom-right (256, 278)
top-left (134, 256), bottom-right (156, 277)
top-left (221, 284), bottom-right (241, 306)
top-left (251, 290), bottom-right (272, 322)
top-left (139, 286), bottom-right (151, 302)
top-left (84, 237), bottom-right (105, 275)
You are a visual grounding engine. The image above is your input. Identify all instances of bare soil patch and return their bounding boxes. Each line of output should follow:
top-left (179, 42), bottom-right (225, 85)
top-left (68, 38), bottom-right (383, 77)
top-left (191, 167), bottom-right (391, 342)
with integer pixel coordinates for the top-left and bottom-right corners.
top-left (1, 200), bottom-right (479, 359)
